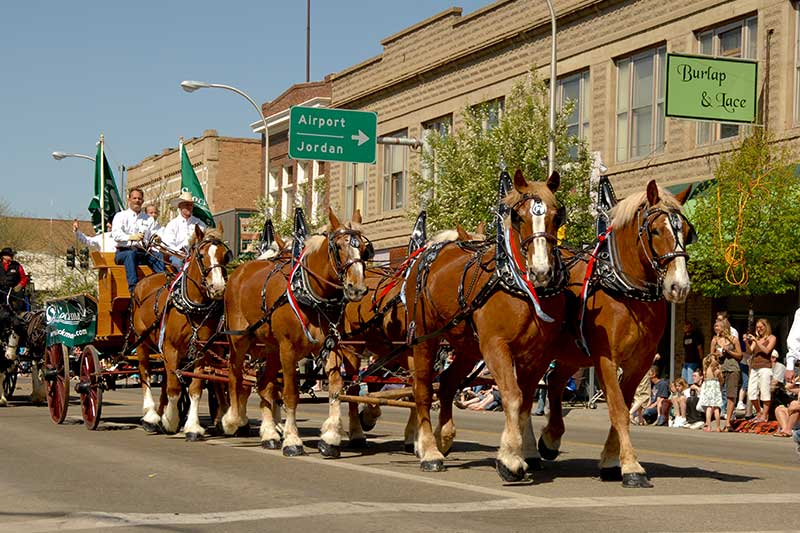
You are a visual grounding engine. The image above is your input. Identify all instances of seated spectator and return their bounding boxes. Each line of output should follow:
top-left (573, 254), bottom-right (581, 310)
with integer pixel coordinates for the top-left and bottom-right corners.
top-left (459, 385), bottom-right (502, 411)
top-left (670, 378), bottom-right (689, 428)
top-left (772, 350), bottom-right (787, 386)
top-left (773, 375), bottom-right (800, 435)
top-left (630, 368), bottom-right (653, 426)
top-left (643, 366), bottom-right (671, 426)
top-left (684, 370), bottom-right (706, 429)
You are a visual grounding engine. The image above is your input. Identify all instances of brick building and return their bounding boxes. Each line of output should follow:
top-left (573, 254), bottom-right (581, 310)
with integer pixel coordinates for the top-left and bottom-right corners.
top-left (318, 0), bottom-right (800, 376)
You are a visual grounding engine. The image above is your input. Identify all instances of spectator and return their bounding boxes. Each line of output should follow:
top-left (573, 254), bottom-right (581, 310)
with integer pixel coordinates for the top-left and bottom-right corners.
top-left (786, 307), bottom-right (800, 385)
top-left (643, 366), bottom-right (671, 426)
top-left (710, 318), bottom-right (742, 431)
top-left (698, 353), bottom-right (723, 432)
top-left (459, 385), bottom-right (502, 411)
top-left (745, 318), bottom-right (777, 422)
top-left (774, 376), bottom-right (800, 437)
top-left (682, 321), bottom-right (704, 384)
top-left (771, 350), bottom-right (786, 385)
top-left (670, 378), bottom-right (689, 428)
top-left (630, 368), bottom-right (653, 426)
top-left (684, 370), bottom-right (706, 429)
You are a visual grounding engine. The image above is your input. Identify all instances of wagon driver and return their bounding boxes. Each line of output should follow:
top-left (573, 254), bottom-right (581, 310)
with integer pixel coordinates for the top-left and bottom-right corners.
top-left (159, 191), bottom-right (207, 270)
top-left (111, 187), bottom-right (164, 294)
top-left (0, 247), bottom-right (29, 359)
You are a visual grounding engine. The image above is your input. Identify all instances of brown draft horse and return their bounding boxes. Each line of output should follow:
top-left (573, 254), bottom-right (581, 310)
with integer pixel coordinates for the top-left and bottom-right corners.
top-left (131, 226), bottom-right (231, 438)
top-left (538, 180), bottom-right (693, 488)
top-left (404, 170), bottom-right (565, 481)
top-left (221, 208), bottom-right (371, 457)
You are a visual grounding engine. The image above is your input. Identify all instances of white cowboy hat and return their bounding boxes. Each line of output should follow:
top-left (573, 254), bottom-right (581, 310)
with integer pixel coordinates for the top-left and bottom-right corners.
top-left (170, 191), bottom-right (194, 207)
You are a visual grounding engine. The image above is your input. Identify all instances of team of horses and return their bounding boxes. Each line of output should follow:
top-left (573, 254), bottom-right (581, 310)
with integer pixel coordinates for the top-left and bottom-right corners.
top-left (118, 169), bottom-right (694, 488)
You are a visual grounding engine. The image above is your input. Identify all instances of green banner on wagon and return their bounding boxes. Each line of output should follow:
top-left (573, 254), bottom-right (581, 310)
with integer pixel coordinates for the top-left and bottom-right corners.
top-left (665, 53), bottom-right (758, 124)
top-left (45, 296), bottom-right (97, 347)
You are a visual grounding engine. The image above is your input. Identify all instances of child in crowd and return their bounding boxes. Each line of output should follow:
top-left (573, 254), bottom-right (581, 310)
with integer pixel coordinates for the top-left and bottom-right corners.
top-left (698, 353), bottom-right (723, 432)
top-left (670, 378), bottom-right (689, 428)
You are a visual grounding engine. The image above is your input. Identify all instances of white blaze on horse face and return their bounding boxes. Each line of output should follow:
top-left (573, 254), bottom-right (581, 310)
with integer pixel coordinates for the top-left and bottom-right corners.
top-left (348, 240), bottom-right (364, 280)
top-left (662, 218), bottom-right (690, 303)
top-left (207, 244), bottom-right (226, 298)
top-left (528, 200), bottom-right (551, 285)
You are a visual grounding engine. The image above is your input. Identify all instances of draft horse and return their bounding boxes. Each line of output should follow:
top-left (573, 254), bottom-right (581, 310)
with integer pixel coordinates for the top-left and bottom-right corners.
top-left (404, 170), bottom-right (565, 481)
top-left (131, 226), bottom-right (232, 438)
top-left (222, 208), bottom-right (372, 458)
top-left (538, 180), bottom-right (694, 488)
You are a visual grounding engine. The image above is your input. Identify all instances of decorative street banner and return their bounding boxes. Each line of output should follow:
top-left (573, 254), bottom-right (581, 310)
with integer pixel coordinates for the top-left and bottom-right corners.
top-left (665, 53), bottom-right (758, 124)
top-left (45, 296), bottom-right (97, 347)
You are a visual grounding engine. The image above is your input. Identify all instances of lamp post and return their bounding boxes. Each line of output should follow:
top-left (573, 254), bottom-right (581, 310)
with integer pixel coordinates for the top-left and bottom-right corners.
top-left (180, 80), bottom-right (270, 199)
top-left (543, 0), bottom-right (557, 177)
top-left (51, 151), bottom-right (95, 162)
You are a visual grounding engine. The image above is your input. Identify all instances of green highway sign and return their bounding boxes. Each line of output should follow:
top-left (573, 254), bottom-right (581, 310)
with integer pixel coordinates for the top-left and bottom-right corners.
top-left (665, 53), bottom-right (758, 124)
top-left (289, 106), bottom-right (378, 164)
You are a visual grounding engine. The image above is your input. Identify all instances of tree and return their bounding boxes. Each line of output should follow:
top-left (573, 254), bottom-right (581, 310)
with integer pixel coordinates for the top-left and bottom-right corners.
top-left (410, 69), bottom-right (594, 244)
top-left (247, 176), bottom-right (329, 244)
top-left (688, 131), bottom-right (800, 297)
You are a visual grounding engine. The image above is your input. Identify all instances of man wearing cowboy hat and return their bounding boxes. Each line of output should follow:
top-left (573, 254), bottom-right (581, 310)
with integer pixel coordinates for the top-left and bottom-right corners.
top-left (111, 187), bottom-right (164, 294)
top-left (160, 191), bottom-right (207, 270)
top-left (0, 247), bottom-right (28, 360)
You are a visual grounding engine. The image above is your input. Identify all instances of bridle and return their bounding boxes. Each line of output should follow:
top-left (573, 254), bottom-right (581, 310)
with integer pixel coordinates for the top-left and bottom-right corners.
top-left (186, 236), bottom-right (232, 296)
top-left (636, 206), bottom-right (696, 279)
top-left (326, 228), bottom-right (374, 283)
top-left (510, 194), bottom-right (565, 252)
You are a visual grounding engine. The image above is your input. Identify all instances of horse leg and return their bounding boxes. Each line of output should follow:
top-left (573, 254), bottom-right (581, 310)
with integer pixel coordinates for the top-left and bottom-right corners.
top-left (138, 345), bottom-right (161, 433)
top-left (597, 355), bottom-right (651, 488)
top-left (257, 357), bottom-right (282, 449)
top-left (280, 343), bottom-right (304, 457)
top-left (434, 351), bottom-right (474, 456)
top-left (183, 374), bottom-right (207, 441)
top-left (413, 339), bottom-right (445, 471)
top-left (0, 370), bottom-right (7, 407)
top-left (538, 362), bottom-right (574, 460)
top-left (221, 338), bottom-right (251, 436)
top-left (30, 361), bottom-right (46, 404)
top-left (337, 346), bottom-right (367, 449)
top-left (319, 349), bottom-right (345, 458)
top-left (519, 360), bottom-right (550, 472)
top-left (160, 343), bottom-right (182, 435)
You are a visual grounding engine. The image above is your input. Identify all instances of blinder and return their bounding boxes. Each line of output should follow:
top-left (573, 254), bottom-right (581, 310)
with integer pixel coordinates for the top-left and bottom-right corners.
top-left (554, 205), bottom-right (566, 229)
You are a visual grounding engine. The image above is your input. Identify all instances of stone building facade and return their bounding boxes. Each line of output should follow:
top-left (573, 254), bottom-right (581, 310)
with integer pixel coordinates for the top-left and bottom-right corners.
top-left (320, 0), bottom-right (800, 375)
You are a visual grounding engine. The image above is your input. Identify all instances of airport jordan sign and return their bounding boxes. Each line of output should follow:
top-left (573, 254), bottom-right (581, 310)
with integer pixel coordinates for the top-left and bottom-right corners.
top-left (289, 106), bottom-right (378, 164)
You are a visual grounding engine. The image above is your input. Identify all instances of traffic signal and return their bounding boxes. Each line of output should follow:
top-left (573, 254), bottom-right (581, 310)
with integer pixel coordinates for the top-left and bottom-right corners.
top-left (78, 247), bottom-right (90, 269)
top-left (66, 246), bottom-right (76, 269)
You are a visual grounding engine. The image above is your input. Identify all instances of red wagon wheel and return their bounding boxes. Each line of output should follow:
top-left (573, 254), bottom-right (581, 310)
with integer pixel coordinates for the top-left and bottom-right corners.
top-left (44, 344), bottom-right (70, 424)
top-left (77, 344), bottom-right (103, 430)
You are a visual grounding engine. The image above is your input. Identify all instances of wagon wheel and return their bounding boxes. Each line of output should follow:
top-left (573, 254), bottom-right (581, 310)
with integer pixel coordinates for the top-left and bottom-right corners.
top-left (3, 363), bottom-right (18, 400)
top-left (77, 345), bottom-right (103, 430)
top-left (44, 344), bottom-right (70, 424)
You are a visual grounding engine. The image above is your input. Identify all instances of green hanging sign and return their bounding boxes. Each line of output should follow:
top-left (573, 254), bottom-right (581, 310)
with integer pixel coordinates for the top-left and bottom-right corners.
top-left (665, 53), bottom-right (758, 124)
top-left (45, 296), bottom-right (97, 347)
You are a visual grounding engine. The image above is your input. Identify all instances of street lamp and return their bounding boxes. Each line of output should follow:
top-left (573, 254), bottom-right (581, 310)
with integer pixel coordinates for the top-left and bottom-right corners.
top-left (51, 151), bottom-right (95, 162)
top-left (543, 0), bottom-right (557, 177)
top-left (180, 80), bottom-right (270, 198)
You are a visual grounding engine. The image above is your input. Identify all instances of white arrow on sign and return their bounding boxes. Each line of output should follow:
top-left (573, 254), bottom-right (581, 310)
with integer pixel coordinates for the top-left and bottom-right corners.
top-left (351, 130), bottom-right (369, 146)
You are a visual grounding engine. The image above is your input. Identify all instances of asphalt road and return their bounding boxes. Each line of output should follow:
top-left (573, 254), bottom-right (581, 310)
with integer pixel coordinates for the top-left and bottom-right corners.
top-left (1, 376), bottom-right (799, 532)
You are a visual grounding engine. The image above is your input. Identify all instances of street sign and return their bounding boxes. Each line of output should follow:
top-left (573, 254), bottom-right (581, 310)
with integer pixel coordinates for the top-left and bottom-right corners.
top-left (289, 106), bottom-right (377, 164)
top-left (665, 53), bottom-right (757, 124)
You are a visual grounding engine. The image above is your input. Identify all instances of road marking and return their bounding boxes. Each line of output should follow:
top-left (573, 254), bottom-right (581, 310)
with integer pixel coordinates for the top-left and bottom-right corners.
top-left (7, 493), bottom-right (800, 531)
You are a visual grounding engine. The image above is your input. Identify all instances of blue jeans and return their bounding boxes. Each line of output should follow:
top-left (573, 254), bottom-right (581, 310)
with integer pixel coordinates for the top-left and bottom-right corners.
top-left (115, 249), bottom-right (164, 292)
top-left (682, 363), bottom-right (699, 384)
top-left (168, 255), bottom-right (184, 271)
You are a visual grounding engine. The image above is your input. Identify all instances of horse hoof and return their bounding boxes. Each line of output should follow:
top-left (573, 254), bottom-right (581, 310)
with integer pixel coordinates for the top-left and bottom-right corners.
top-left (622, 472), bottom-right (653, 488)
top-left (420, 459), bottom-right (445, 472)
top-left (348, 437), bottom-right (368, 450)
top-left (525, 457), bottom-right (543, 471)
top-left (318, 441), bottom-right (341, 458)
top-left (537, 438), bottom-right (559, 461)
top-left (141, 420), bottom-right (162, 434)
top-left (261, 439), bottom-right (281, 450)
top-left (233, 425), bottom-right (251, 438)
top-left (282, 444), bottom-right (306, 457)
top-left (600, 466), bottom-right (623, 482)
top-left (358, 410), bottom-right (377, 432)
top-left (404, 443), bottom-right (415, 454)
top-left (185, 432), bottom-right (205, 442)
top-left (496, 459), bottom-right (527, 482)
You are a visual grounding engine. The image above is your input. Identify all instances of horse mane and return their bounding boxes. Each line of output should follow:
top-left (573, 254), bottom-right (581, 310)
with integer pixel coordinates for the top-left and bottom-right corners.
top-left (429, 228), bottom-right (485, 243)
top-left (303, 234), bottom-right (326, 255)
top-left (610, 187), bottom-right (683, 228)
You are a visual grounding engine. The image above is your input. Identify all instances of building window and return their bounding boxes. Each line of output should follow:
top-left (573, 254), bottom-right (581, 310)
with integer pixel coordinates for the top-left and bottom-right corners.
top-left (296, 162), bottom-right (310, 213)
top-left (698, 17), bottom-right (758, 143)
top-left (382, 130), bottom-right (408, 211)
top-left (472, 98), bottom-right (504, 131)
top-left (616, 46), bottom-right (666, 162)
top-left (267, 167), bottom-right (279, 214)
top-left (280, 164), bottom-right (294, 220)
top-left (558, 70), bottom-right (591, 159)
top-left (344, 163), bottom-right (366, 217)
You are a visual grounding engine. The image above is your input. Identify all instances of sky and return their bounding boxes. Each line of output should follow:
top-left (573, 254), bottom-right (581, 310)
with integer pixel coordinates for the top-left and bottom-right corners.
top-left (0, 0), bottom-right (490, 220)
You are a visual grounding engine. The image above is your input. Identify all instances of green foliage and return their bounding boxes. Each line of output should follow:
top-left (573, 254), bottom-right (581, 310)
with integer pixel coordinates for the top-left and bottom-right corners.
top-left (688, 132), bottom-right (800, 297)
top-left (247, 176), bottom-right (329, 244)
top-left (410, 69), bottom-right (594, 244)
top-left (37, 267), bottom-right (97, 302)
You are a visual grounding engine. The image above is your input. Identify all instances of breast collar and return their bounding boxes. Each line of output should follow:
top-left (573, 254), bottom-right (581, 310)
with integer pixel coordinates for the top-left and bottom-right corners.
top-left (592, 229), bottom-right (663, 302)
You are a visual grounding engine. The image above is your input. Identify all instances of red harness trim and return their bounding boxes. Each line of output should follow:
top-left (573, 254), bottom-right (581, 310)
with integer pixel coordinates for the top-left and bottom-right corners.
top-left (507, 226), bottom-right (544, 308)
top-left (579, 226), bottom-right (613, 321)
top-left (287, 249), bottom-right (310, 332)
top-left (375, 245), bottom-right (427, 304)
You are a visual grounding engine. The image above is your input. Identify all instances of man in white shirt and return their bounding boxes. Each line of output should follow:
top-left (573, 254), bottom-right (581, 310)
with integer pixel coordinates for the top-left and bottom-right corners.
top-left (160, 191), bottom-right (207, 270)
top-left (786, 308), bottom-right (800, 383)
top-left (111, 187), bottom-right (164, 293)
top-left (72, 220), bottom-right (116, 253)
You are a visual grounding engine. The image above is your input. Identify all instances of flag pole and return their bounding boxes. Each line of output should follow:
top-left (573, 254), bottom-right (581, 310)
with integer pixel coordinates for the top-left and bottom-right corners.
top-left (100, 133), bottom-right (106, 252)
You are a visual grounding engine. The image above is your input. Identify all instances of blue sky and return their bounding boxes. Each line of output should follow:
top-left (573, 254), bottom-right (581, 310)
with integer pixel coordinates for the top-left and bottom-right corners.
top-left (0, 0), bottom-right (490, 219)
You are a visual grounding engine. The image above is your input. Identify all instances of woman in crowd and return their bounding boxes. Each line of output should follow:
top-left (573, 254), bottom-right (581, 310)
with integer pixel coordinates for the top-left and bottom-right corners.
top-left (745, 318), bottom-right (777, 422)
top-left (710, 318), bottom-right (743, 431)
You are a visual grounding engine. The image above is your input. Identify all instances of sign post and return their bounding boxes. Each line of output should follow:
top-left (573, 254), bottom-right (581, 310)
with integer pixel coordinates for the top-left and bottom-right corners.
top-left (289, 106), bottom-right (377, 164)
top-left (665, 53), bottom-right (758, 124)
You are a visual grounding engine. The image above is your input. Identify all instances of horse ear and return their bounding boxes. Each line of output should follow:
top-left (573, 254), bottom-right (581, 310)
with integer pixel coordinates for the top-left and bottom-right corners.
top-left (475, 221), bottom-right (486, 235)
top-left (274, 231), bottom-right (286, 250)
top-left (546, 171), bottom-right (560, 193)
top-left (194, 224), bottom-right (205, 241)
top-left (646, 180), bottom-right (660, 206)
top-left (328, 207), bottom-right (342, 229)
top-left (673, 185), bottom-right (692, 205)
top-left (455, 224), bottom-right (470, 241)
top-left (513, 169), bottom-right (527, 191)
top-left (352, 209), bottom-right (362, 224)
top-left (216, 221), bottom-right (224, 238)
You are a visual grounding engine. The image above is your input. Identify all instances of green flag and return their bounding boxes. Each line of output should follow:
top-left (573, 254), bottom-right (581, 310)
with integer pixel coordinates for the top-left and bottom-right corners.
top-left (88, 141), bottom-right (124, 232)
top-left (180, 142), bottom-right (215, 227)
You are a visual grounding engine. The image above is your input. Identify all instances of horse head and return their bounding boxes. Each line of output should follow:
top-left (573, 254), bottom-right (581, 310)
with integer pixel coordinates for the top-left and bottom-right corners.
top-left (325, 207), bottom-right (371, 302)
top-left (187, 225), bottom-right (232, 300)
top-left (611, 180), bottom-right (695, 303)
top-left (503, 169), bottom-right (563, 287)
